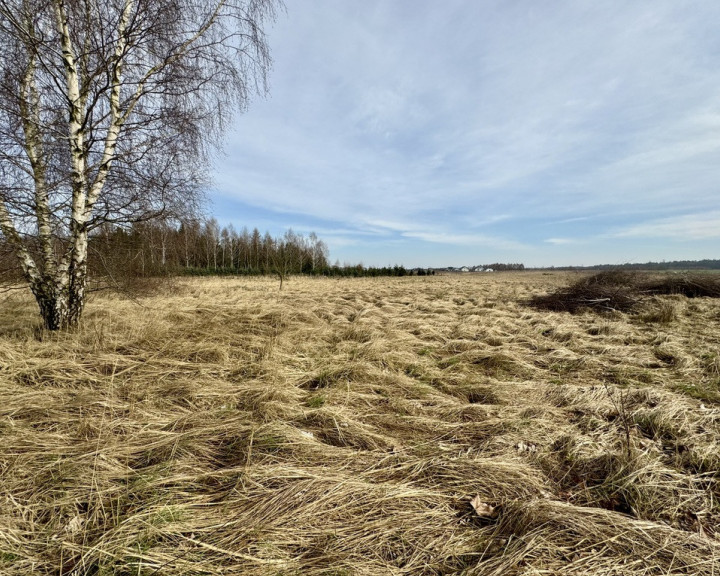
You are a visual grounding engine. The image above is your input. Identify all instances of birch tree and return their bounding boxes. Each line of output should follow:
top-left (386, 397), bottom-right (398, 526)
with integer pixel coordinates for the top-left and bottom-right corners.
top-left (0, 0), bottom-right (279, 329)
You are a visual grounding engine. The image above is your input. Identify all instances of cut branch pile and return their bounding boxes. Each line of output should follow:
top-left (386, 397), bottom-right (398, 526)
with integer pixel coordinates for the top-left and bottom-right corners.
top-left (643, 274), bottom-right (720, 298)
top-left (528, 270), bottom-right (720, 314)
top-left (528, 270), bottom-right (642, 313)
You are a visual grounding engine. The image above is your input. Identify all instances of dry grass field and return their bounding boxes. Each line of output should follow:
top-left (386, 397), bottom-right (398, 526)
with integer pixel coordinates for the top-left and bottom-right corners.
top-left (1, 272), bottom-right (719, 575)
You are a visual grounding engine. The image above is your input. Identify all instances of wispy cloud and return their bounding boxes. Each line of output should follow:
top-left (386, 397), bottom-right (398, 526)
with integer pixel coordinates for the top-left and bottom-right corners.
top-left (612, 212), bottom-right (720, 240)
top-left (544, 238), bottom-right (585, 246)
top-left (403, 230), bottom-right (527, 250)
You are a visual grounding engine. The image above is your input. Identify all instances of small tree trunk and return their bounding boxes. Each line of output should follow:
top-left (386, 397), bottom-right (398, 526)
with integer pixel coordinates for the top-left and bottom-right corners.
top-left (31, 279), bottom-right (85, 330)
top-left (30, 279), bottom-right (67, 331)
top-left (66, 259), bottom-right (87, 328)
top-left (29, 242), bottom-right (88, 330)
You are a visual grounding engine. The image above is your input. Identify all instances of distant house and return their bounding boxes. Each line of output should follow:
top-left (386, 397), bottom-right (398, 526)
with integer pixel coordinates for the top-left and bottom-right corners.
top-left (485, 268), bottom-right (494, 273)
top-left (460, 266), bottom-right (470, 272)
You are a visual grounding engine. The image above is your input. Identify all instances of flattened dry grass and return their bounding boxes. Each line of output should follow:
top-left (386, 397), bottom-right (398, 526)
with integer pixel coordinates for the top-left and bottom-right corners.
top-left (0, 272), bottom-right (719, 575)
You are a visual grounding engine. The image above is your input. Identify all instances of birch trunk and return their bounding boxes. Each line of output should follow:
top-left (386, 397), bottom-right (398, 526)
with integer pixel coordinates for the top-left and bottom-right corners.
top-left (20, 0), bottom-right (135, 329)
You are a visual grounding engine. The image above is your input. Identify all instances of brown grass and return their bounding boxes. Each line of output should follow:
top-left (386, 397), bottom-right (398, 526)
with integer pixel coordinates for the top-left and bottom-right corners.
top-left (0, 272), bottom-right (719, 575)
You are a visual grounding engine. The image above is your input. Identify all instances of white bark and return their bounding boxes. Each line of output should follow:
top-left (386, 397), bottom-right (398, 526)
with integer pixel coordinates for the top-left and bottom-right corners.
top-left (0, 200), bottom-right (40, 285)
top-left (53, 0), bottom-right (88, 323)
top-left (51, 0), bottom-right (135, 324)
top-left (87, 0), bottom-right (135, 210)
top-left (18, 28), bottom-right (55, 276)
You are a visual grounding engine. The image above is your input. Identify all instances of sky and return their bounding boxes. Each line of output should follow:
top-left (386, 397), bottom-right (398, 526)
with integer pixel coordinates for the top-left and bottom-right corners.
top-left (210, 0), bottom-right (720, 268)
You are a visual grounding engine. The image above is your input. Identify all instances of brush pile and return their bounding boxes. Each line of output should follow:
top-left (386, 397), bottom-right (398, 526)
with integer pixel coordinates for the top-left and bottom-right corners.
top-left (527, 270), bottom-right (642, 313)
top-left (643, 273), bottom-right (720, 298)
top-left (528, 270), bottom-right (720, 314)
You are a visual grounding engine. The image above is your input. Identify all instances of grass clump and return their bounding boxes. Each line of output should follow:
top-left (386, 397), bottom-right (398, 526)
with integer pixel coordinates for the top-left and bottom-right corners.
top-left (486, 498), bottom-right (719, 575)
top-left (305, 394), bottom-right (327, 408)
top-left (672, 381), bottom-right (720, 404)
top-left (639, 297), bottom-right (678, 323)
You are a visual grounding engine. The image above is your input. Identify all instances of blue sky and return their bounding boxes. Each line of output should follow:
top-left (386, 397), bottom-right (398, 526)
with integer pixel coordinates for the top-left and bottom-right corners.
top-left (211, 0), bottom-right (720, 268)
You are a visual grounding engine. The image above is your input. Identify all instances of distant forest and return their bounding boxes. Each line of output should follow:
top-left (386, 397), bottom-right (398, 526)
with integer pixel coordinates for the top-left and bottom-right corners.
top-left (538, 260), bottom-right (720, 271)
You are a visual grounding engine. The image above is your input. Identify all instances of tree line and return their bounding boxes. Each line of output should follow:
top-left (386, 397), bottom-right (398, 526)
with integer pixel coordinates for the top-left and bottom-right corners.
top-left (1, 218), bottom-right (440, 291)
top-left (483, 263), bottom-right (525, 271)
top-left (320, 264), bottom-right (435, 278)
top-left (536, 260), bottom-right (720, 271)
top-left (88, 219), bottom-right (331, 279)
top-left (85, 220), bottom-right (437, 279)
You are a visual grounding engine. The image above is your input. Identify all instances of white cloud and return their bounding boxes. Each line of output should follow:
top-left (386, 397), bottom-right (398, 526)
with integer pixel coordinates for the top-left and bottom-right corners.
top-left (612, 212), bottom-right (720, 240)
top-left (545, 238), bottom-right (584, 246)
top-left (403, 231), bottom-right (527, 251)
